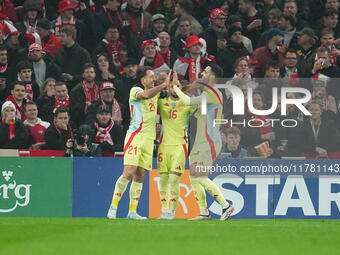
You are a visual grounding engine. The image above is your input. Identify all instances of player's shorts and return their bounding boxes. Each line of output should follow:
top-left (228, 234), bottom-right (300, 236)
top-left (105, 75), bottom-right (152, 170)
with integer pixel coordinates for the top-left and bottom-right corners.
top-left (124, 132), bottom-right (154, 171)
top-left (157, 143), bottom-right (188, 174)
top-left (190, 142), bottom-right (222, 167)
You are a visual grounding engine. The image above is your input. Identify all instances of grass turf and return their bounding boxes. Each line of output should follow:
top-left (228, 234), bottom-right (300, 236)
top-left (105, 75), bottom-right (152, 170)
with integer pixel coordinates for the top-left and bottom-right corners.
top-left (0, 217), bottom-right (339, 255)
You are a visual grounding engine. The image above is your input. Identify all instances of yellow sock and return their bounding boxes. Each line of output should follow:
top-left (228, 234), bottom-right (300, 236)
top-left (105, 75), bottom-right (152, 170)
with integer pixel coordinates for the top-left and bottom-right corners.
top-left (169, 173), bottom-right (181, 211)
top-left (189, 176), bottom-right (207, 210)
top-left (196, 177), bottom-right (228, 207)
top-left (110, 175), bottom-right (129, 208)
top-left (129, 181), bottom-right (143, 213)
top-left (159, 173), bottom-right (169, 212)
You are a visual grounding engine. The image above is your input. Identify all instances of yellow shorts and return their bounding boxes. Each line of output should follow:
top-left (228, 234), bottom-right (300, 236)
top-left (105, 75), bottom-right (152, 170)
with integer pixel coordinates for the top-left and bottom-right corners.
top-left (190, 142), bottom-right (222, 167)
top-left (157, 143), bottom-right (188, 174)
top-left (124, 132), bottom-right (154, 170)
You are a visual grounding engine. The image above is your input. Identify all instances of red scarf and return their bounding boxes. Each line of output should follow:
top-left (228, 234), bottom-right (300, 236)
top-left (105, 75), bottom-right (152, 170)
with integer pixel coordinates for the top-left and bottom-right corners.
top-left (2, 119), bottom-right (15, 139)
top-left (102, 39), bottom-right (124, 70)
top-left (53, 120), bottom-right (72, 139)
top-left (101, 98), bottom-right (122, 124)
top-left (6, 96), bottom-right (25, 121)
top-left (55, 15), bottom-right (75, 36)
top-left (25, 83), bottom-right (33, 102)
top-left (250, 113), bottom-right (272, 134)
top-left (94, 119), bottom-right (114, 145)
top-left (54, 96), bottom-right (70, 110)
top-left (160, 49), bottom-right (171, 66)
top-left (82, 81), bottom-right (99, 113)
top-left (102, 5), bottom-right (124, 27)
top-left (0, 63), bottom-right (8, 73)
top-left (126, 11), bottom-right (146, 36)
top-left (89, 0), bottom-right (96, 14)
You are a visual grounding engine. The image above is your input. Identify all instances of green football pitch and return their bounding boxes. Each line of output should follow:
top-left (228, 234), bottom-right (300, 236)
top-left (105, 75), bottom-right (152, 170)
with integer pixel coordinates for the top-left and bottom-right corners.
top-left (1, 217), bottom-right (339, 255)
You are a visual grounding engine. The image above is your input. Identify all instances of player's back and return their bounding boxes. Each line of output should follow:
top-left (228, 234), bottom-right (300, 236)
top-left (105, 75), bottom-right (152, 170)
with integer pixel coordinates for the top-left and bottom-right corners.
top-left (128, 87), bottom-right (159, 140)
top-left (158, 97), bottom-right (191, 145)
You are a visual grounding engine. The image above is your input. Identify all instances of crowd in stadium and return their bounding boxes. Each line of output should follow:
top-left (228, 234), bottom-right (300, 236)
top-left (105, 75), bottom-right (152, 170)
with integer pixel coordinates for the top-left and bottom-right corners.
top-left (1, 0), bottom-right (340, 158)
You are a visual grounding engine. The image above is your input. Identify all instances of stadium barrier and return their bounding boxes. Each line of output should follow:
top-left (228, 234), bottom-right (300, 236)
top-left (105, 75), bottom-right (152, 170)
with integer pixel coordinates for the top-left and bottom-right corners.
top-left (1, 157), bottom-right (339, 219)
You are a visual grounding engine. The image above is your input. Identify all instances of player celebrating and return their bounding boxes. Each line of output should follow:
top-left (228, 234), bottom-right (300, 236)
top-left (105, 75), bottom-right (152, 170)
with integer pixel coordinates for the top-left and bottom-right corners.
top-left (173, 63), bottom-right (235, 221)
top-left (157, 74), bottom-right (191, 219)
top-left (107, 66), bottom-right (170, 220)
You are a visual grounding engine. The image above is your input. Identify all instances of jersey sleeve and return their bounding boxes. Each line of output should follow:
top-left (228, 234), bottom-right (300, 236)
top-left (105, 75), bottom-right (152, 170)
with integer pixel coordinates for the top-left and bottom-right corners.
top-left (130, 87), bottom-right (144, 101)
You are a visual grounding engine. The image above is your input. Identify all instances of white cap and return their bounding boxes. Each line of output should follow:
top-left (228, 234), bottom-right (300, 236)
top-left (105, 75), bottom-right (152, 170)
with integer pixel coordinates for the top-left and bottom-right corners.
top-left (1, 101), bottom-right (16, 119)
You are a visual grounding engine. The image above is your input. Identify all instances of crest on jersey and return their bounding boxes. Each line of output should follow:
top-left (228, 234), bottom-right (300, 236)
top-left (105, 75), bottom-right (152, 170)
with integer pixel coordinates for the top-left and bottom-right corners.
top-left (171, 102), bottom-right (176, 109)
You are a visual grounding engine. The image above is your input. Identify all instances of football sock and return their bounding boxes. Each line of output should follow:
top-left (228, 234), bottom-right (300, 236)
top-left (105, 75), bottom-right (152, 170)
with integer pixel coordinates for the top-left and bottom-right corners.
top-left (196, 177), bottom-right (229, 208)
top-left (110, 175), bottom-right (129, 208)
top-left (129, 181), bottom-right (143, 213)
top-left (169, 173), bottom-right (181, 211)
top-left (159, 173), bottom-right (169, 212)
top-left (189, 176), bottom-right (208, 214)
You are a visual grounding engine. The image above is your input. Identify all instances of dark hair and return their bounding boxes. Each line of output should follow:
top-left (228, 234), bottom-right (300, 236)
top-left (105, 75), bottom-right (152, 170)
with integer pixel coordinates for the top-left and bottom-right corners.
top-left (107, 24), bottom-right (121, 34)
top-left (178, 0), bottom-right (194, 14)
top-left (83, 63), bottom-right (96, 73)
top-left (268, 8), bottom-right (283, 19)
top-left (282, 13), bottom-right (296, 27)
top-left (178, 16), bottom-right (191, 25)
top-left (62, 26), bottom-right (77, 41)
top-left (24, 101), bottom-right (37, 110)
top-left (10, 80), bottom-right (26, 90)
top-left (240, 0), bottom-right (255, 6)
top-left (225, 127), bottom-right (241, 136)
top-left (0, 45), bottom-right (7, 52)
top-left (323, 8), bottom-right (338, 17)
top-left (265, 61), bottom-right (280, 71)
top-left (207, 62), bottom-right (224, 78)
top-left (284, 49), bottom-right (297, 58)
top-left (54, 106), bottom-right (69, 117)
top-left (55, 81), bottom-right (67, 87)
top-left (16, 60), bottom-right (32, 73)
top-left (320, 27), bottom-right (334, 37)
top-left (136, 66), bottom-right (153, 84)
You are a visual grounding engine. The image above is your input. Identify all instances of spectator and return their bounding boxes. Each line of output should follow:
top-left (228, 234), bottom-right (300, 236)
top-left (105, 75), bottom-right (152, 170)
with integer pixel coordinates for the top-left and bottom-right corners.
top-left (5, 81), bottom-right (27, 121)
top-left (114, 58), bottom-right (139, 107)
top-left (37, 81), bottom-right (69, 124)
top-left (27, 43), bottom-right (62, 88)
top-left (220, 127), bottom-right (248, 158)
top-left (168, 0), bottom-right (202, 37)
top-left (316, 8), bottom-right (340, 39)
top-left (157, 32), bottom-right (178, 68)
top-left (200, 8), bottom-right (228, 57)
top-left (238, 0), bottom-right (265, 47)
top-left (91, 104), bottom-right (123, 156)
top-left (23, 101), bottom-right (50, 149)
top-left (319, 28), bottom-right (338, 67)
top-left (36, 18), bottom-right (63, 57)
top-left (295, 27), bottom-right (318, 77)
top-left (16, 60), bottom-right (40, 102)
top-left (65, 124), bottom-right (102, 157)
top-left (94, 53), bottom-right (117, 84)
top-left (0, 0), bottom-right (18, 23)
top-left (252, 28), bottom-right (285, 78)
top-left (277, 13), bottom-right (296, 48)
top-left (226, 15), bottom-right (253, 53)
top-left (264, 61), bottom-right (281, 79)
top-left (143, 13), bottom-right (167, 40)
top-left (139, 39), bottom-right (170, 75)
top-left (282, 0), bottom-right (309, 30)
top-left (0, 101), bottom-right (28, 149)
top-left (217, 25), bottom-right (250, 78)
top-left (171, 16), bottom-right (192, 56)
top-left (86, 80), bottom-right (125, 129)
top-left (281, 49), bottom-right (301, 86)
top-left (0, 46), bottom-right (13, 101)
top-left (70, 63), bottom-right (99, 128)
top-left (157, 0), bottom-right (176, 24)
top-left (173, 35), bottom-right (211, 82)
top-left (94, 25), bottom-right (126, 74)
top-left (55, 26), bottom-right (92, 90)
top-left (297, 100), bottom-right (340, 157)
top-left (44, 106), bottom-right (73, 150)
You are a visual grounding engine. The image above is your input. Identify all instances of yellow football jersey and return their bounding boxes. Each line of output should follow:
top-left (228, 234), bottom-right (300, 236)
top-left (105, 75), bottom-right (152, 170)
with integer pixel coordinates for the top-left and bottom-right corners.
top-left (158, 97), bottom-right (191, 145)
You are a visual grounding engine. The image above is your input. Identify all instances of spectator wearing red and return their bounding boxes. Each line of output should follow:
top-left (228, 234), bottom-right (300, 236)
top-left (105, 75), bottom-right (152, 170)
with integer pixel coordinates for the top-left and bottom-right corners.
top-left (70, 63), bottom-right (99, 128)
top-left (24, 101), bottom-right (50, 149)
top-left (5, 81), bottom-right (27, 122)
top-left (36, 18), bottom-right (62, 57)
top-left (16, 60), bottom-right (40, 102)
top-left (157, 31), bottom-right (178, 68)
top-left (139, 39), bottom-right (170, 75)
top-left (0, 100), bottom-right (28, 149)
top-left (173, 35), bottom-right (211, 82)
top-left (0, 0), bottom-right (18, 23)
top-left (252, 28), bottom-right (285, 78)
